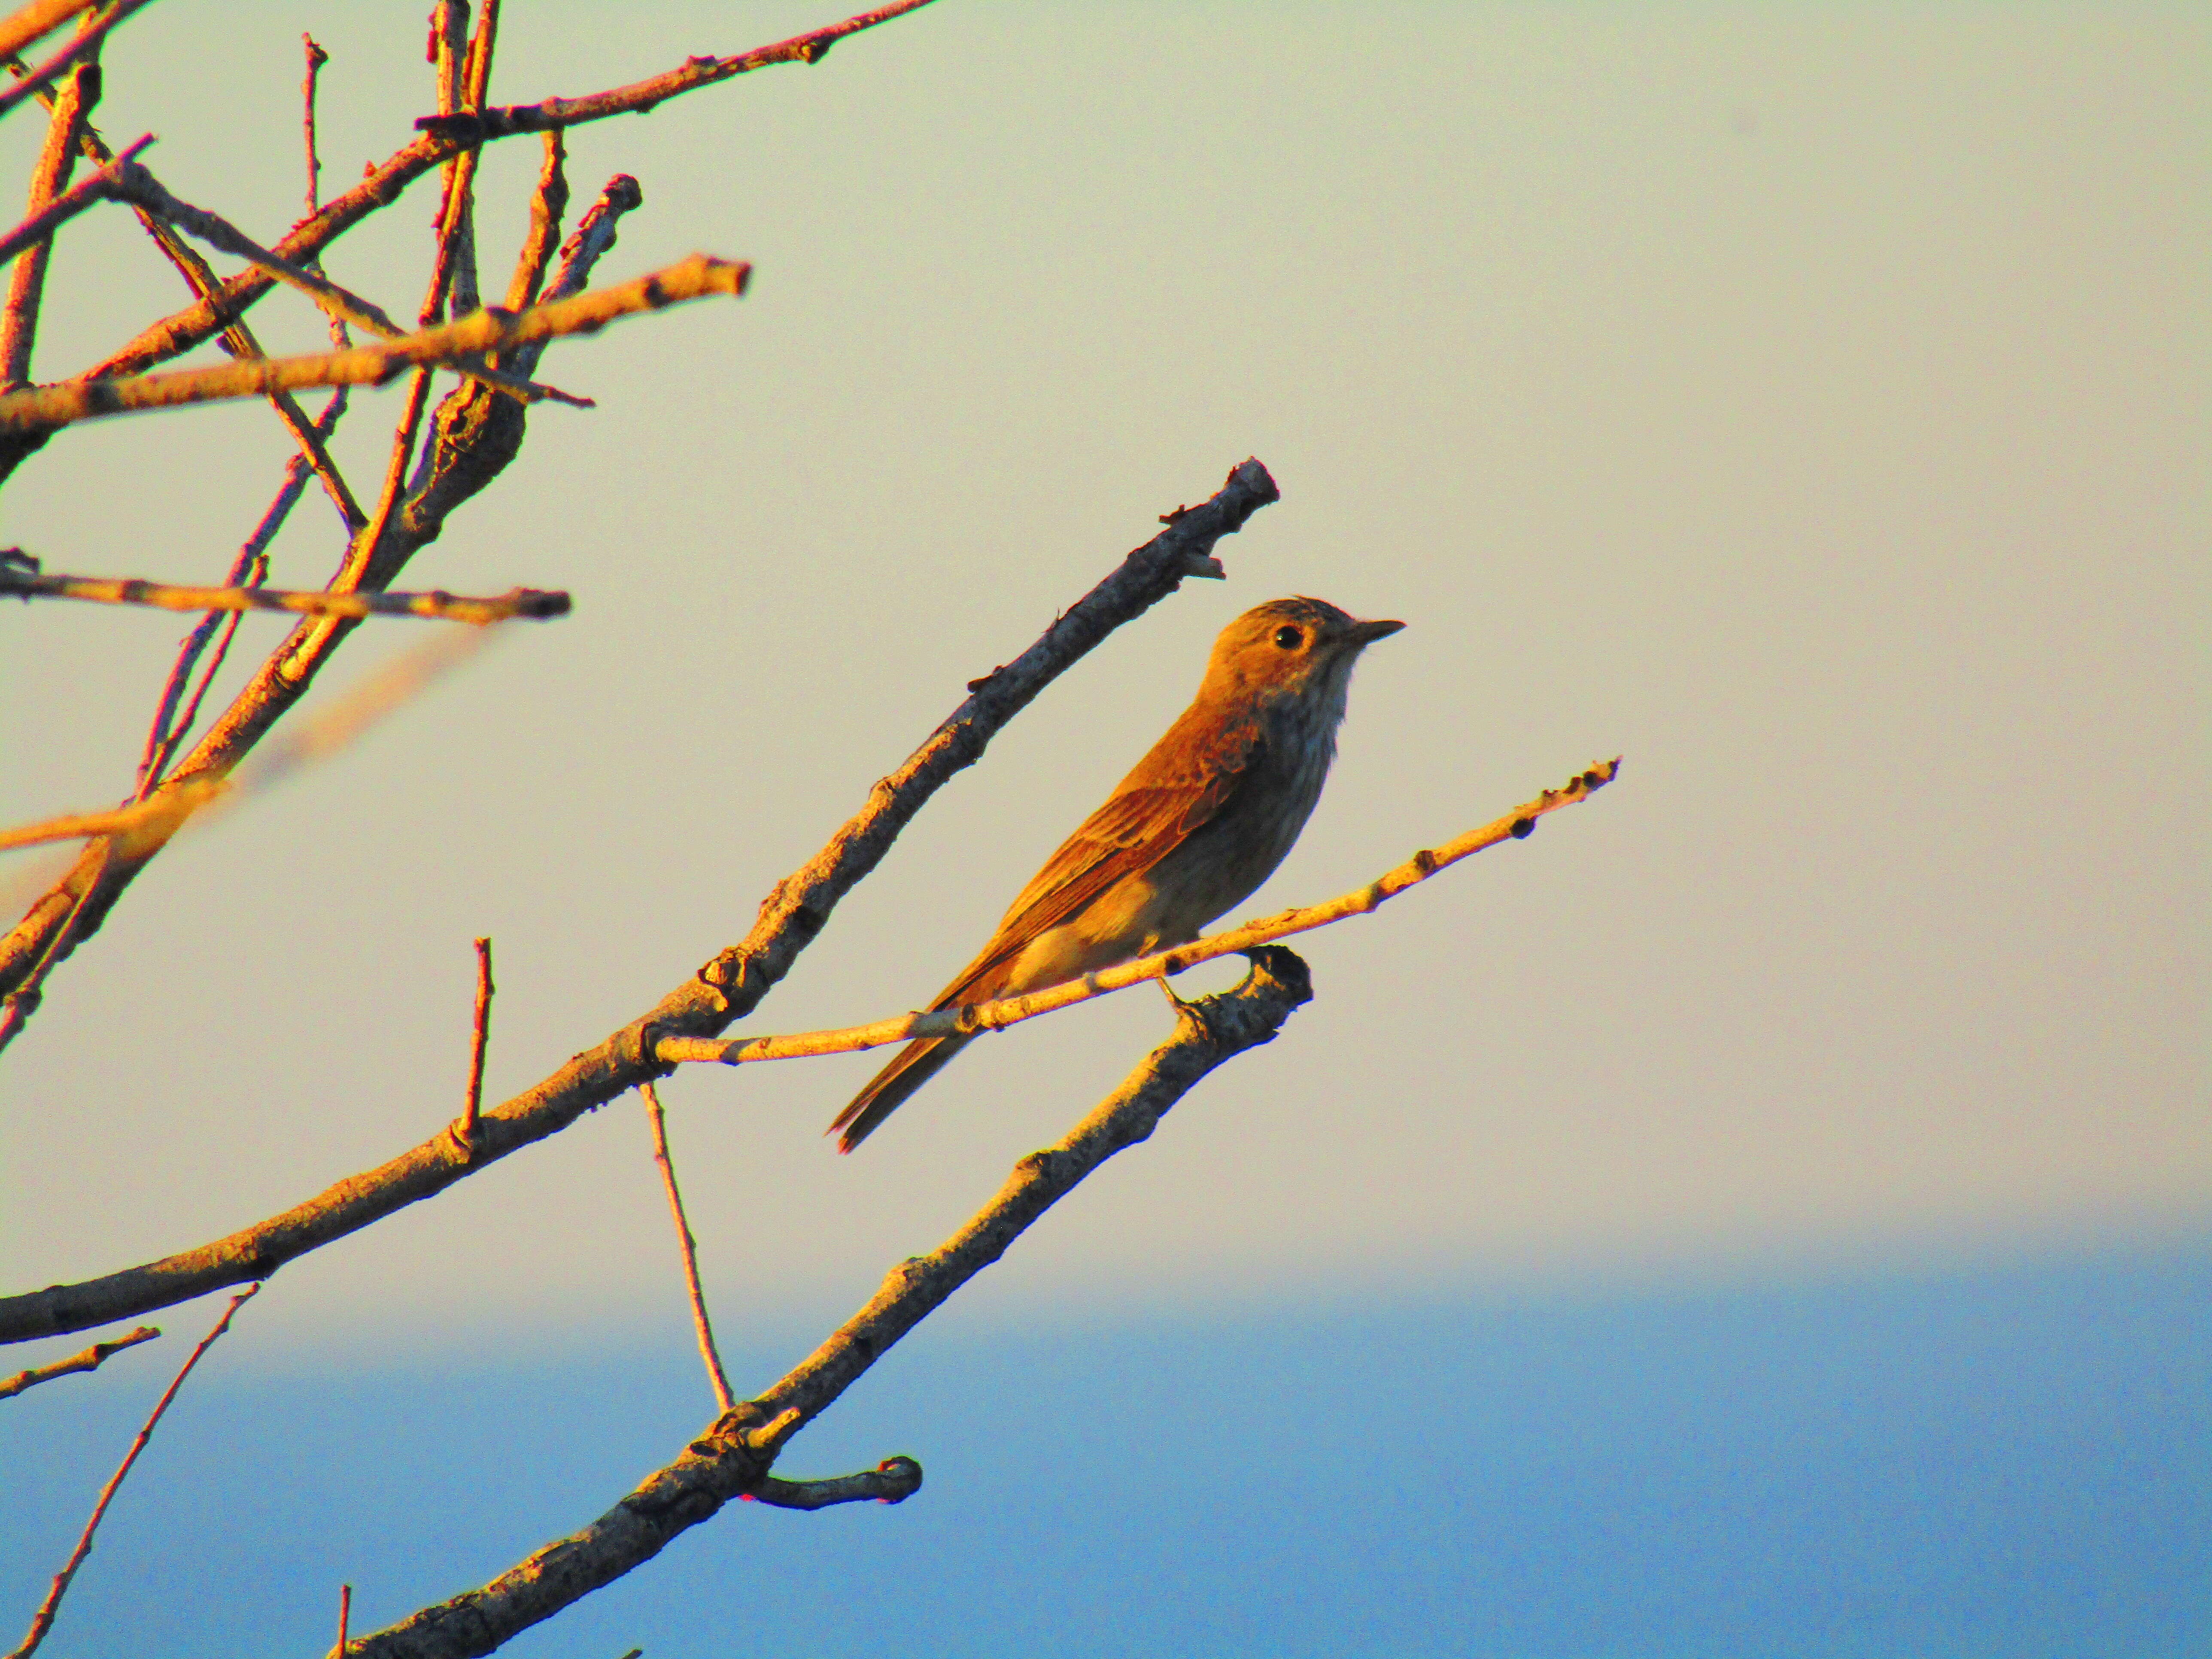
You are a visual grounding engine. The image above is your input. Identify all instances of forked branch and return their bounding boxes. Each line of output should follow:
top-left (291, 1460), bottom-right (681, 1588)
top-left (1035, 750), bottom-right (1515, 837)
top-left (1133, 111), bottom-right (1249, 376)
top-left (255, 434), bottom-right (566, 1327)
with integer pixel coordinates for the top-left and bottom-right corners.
top-left (347, 951), bottom-right (1308, 1659)
top-left (0, 171), bottom-right (643, 1030)
top-left (0, 1325), bottom-right (157, 1400)
top-left (73, 0), bottom-right (936, 389)
top-left (6, 1286), bottom-right (256, 1659)
top-left (0, 460), bottom-right (1279, 1345)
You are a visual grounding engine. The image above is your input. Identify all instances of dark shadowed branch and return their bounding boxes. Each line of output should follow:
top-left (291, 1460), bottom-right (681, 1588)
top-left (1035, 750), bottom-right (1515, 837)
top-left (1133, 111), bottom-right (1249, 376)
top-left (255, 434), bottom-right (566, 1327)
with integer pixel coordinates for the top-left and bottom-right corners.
top-left (749, 1458), bottom-right (925, 1512)
top-left (347, 951), bottom-right (1309, 1659)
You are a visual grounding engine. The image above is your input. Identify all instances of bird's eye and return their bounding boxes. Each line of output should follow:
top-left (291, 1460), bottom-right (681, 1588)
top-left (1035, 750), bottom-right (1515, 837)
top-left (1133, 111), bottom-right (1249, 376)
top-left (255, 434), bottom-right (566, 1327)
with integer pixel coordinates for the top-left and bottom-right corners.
top-left (1273, 626), bottom-right (1303, 650)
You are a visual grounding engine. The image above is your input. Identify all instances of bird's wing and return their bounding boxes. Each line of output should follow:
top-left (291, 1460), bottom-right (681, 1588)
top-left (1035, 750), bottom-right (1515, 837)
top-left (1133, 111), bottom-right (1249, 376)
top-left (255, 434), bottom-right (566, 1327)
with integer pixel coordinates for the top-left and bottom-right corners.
top-left (931, 707), bottom-right (1263, 1008)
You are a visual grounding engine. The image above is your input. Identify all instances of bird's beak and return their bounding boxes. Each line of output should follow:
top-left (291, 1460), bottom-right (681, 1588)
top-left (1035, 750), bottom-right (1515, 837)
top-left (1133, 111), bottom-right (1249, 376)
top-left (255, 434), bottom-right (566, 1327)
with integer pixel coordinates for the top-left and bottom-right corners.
top-left (1348, 617), bottom-right (1405, 646)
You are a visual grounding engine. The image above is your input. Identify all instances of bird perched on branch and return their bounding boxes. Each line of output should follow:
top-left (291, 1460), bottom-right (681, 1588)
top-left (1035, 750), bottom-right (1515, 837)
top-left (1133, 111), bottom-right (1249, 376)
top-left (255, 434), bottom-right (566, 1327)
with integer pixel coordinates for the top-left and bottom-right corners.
top-left (831, 596), bottom-right (1403, 1152)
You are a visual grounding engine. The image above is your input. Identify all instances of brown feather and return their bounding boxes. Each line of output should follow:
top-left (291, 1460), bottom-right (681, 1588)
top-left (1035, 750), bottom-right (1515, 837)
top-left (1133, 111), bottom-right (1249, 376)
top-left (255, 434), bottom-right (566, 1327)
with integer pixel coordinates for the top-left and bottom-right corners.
top-left (830, 596), bottom-right (1400, 1152)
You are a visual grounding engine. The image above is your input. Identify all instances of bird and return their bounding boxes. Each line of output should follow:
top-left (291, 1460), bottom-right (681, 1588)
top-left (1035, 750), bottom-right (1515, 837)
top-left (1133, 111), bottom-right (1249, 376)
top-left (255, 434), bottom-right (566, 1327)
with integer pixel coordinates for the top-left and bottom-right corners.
top-left (830, 596), bottom-right (1403, 1152)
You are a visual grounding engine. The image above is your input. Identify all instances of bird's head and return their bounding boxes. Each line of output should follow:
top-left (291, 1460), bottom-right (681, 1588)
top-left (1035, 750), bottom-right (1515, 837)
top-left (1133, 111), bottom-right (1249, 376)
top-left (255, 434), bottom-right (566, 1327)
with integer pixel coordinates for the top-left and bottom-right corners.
top-left (1204, 596), bottom-right (1404, 708)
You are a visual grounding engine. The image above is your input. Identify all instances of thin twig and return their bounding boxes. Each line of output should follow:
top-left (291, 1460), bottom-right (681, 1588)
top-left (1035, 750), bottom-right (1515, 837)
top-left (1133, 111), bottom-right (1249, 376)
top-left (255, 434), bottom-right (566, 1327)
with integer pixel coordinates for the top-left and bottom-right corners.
top-left (0, 55), bottom-right (96, 387)
top-left (0, 166), bottom-right (647, 1037)
top-left (5, 1284), bottom-right (257, 1659)
top-left (334, 1584), bottom-right (350, 1659)
top-left (501, 131), bottom-right (565, 314)
top-left (0, 566), bottom-right (569, 625)
top-left (0, 839), bottom-right (99, 1052)
top-left (455, 936), bottom-right (492, 1154)
top-left (749, 1458), bottom-right (923, 1510)
top-left (4, 71), bottom-right (368, 527)
top-left (0, 461), bottom-right (1279, 1342)
top-left (140, 605), bottom-right (245, 795)
top-left (498, 173), bottom-right (638, 380)
top-left (301, 33), bottom-right (326, 217)
top-left (347, 954), bottom-right (1306, 1659)
top-left (0, 253), bottom-right (741, 432)
top-left (0, 0), bottom-right (152, 125)
top-left (640, 1082), bottom-right (735, 1415)
top-left (29, 161), bottom-right (588, 407)
top-left (658, 760), bottom-right (1624, 1069)
top-left (347, 366), bottom-right (435, 593)
top-left (135, 387), bottom-right (349, 797)
top-left (419, 2), bottom-right (470, 327)
top-left (442, 0), bottom-right (499, 320)
top-left (0, 126), bottom-right (138, 269)
top-left (0, 1325), bottom-right (157, 1399)
top-left (72, 0), bottom-right (933, 390)
top-left (416, 0), bottom-right (942, 143)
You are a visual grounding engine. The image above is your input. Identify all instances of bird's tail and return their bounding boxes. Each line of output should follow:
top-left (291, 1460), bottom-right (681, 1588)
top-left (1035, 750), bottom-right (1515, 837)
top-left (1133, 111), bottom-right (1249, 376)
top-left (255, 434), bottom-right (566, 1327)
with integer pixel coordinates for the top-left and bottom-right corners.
top-left (829, 1032), bottom-right (975, 1154)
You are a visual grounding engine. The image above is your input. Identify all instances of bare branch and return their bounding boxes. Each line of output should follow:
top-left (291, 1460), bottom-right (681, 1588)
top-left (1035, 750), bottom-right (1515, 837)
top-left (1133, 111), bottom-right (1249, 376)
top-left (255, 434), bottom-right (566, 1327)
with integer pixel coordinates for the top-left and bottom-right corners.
top-left (0, 56), bottom-right (96, 387)
top-left (417, 0), bottom-right (943, 143)
top-left (348, 952), bottom-right (1306, 1659)
top-left (5, 84), bottom-right (370, 527)
top-left (134, 387), bottom-right (350, 796)
top-left (301, 33), bottom-right (327, 216)
top-left (417, 3), bottom-right (471, 329)
top-left (456, 936), bottom-right (494, 1152)
top-left (0, 1325), bottom-right (156, 1400)
top-left (0, 0), bottom-right (152, 125)
top-left (501, 131), bottom-right (565, 312)
top-left (659, 760), bottom-right (1624, 1069)
top-left (0, 172), bottom-right (647, 1030)
top-left (5, 1285), bottom-right (256, 1659)
top-left (0, 129), bottom-right (137, 268)
top-left (0, 839), bottom-right (100, 1051)
top-left (0, 250), bottom-right (739, 433)
top-left (0, 565), bottom-right (570, 626)
top-left (641, 1082), bottom-right (736, 1415)
top-left (749, 1458), bottom-right (924, 1512)
top-left (98, 163), bottom-right (585, 407)
top-left (0, 459), bottom-right (1276, 1344)
top-left (71, 0), bottom-right (932, 391)
top-left (439, 0), bottom-right (500, 320)
top-left (0, 1), bottom-right (100, 65)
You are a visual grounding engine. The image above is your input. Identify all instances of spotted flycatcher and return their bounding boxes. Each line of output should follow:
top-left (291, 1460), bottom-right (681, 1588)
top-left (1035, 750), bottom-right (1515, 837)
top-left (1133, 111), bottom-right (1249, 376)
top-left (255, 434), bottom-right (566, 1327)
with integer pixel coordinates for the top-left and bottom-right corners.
top-left (830, 596), bottom-right (1402, 1151)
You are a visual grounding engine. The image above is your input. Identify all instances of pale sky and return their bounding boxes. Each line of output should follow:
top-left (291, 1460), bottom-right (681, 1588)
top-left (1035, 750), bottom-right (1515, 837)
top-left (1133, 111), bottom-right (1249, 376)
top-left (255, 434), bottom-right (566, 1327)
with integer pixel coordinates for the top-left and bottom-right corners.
top-left (0, 1), bottom-right (2203, 1353)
